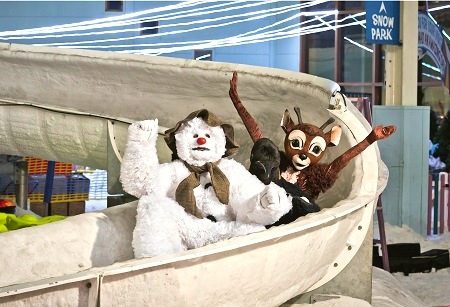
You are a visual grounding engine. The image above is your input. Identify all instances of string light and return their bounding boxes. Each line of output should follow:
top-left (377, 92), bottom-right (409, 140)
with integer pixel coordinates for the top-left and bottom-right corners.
top-left (0, 1), bottom-right (372, 58)
top-left (32, 1), bottom-right (329, 47)
top-left (195, 53), bottom-right (211, 60)
top-left (344, 37), bottom-right (373, 53)
top-left (422, 73), bottom-right (442, 81)
top-left (129, 19), bottom-right (367, 56)
top-left (442, 30), bottom-right (450, 42)
top-left (2, 1), bottom-right (283, 40)
top-left (32, 1), bottom-right (305, 46)
top-left (315, 14), bottom-right (372, 53)
top-left (117, 18), bottom-right (366, 56)
top-left (428, 4), bottom-right (450, 12)
top-left (422, 62), bottom-right (442, 73)
top-left (61, 8), bottom-right (333, 50)
top-left (0, 0), bottom-right (207, 36)
top-left (63, 11), bottom-right (340, 52)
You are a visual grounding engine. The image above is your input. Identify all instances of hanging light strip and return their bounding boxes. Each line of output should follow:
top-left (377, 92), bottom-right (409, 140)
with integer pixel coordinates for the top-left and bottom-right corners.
top-left (315, 15), bottom-right (371, 53)
top-left (422, 73), bottom-right (441, 80)
top-left (52, 11), bottom-right (337, 50)
top-left (0, 0), bottom-right (207, 36)
top-left (422, 62), bottom-right (442, 73)
top-left (1, 0), bottom-right (282, 40)
top-left (89, 16), bottom-right (365, 56)
top-left (35, 4), bottom-right (342, 49)
top-left (116, 19), bottom-right (366, 56)
top-left (33, 1), bottom-right (326, 47)
top-left (344, 37), bottom-right (373, 53)
top-left (64, 9), bottom-right (332, 50)
top-left (4, 1), bottom-right (299, 41)
top-left (428, 4), bottom-right (450, 12)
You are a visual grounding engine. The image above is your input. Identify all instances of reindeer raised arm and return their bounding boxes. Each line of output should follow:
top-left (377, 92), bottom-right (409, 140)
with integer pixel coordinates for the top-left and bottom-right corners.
top-left (229, 71), bottom-right (396, 200)
top-left (281, 108), bottom-right (396, 200)
top-left (229, 71), bottom-right (263, 143)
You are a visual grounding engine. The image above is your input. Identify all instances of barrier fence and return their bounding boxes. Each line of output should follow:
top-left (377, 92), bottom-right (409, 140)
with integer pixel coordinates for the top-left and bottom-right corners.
top-left (428, 172), bottom-right (450, 235)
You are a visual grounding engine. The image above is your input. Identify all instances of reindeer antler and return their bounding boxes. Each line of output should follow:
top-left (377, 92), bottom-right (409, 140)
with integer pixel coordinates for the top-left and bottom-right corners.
top-left (319, 117), bottom-right (335, 131)
top-left (294, 107), bottom-right (302, 124)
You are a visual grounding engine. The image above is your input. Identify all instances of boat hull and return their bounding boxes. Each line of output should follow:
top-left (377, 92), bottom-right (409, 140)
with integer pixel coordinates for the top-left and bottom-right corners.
top-left (0, 43), bottom-right (387, 306)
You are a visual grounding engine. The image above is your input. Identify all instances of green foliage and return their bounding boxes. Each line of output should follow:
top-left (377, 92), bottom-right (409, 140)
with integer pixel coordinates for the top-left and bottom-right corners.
top-left (430, 110), bottom-right (439, 143)
top-left (434, 110), bottom-right (450, 172)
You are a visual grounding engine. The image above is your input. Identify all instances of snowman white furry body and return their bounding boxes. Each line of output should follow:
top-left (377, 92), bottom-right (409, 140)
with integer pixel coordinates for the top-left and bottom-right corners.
top-left (120, 116), bottom-right (292, 258)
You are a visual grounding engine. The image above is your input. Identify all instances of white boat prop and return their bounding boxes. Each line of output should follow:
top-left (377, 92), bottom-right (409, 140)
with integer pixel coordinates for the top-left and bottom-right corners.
top-left (0, 43), bottom-right (387, 306)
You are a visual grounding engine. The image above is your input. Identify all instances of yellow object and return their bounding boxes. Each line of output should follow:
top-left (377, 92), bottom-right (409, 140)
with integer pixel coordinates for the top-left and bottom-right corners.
top-left (28, 193), bottom-right (89, 203)
top-left (20, 214), bottom-right (39, 222)
top-left (0, 212), bottom-right (66, 232)
top-left (0, 214), bottom-right (7, 225)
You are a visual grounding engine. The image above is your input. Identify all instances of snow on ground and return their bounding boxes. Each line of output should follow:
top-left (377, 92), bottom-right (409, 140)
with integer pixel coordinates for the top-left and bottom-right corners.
top-left (373, 222), bottom-right (450, 307)
top-left (291, 222), bottom-right (450, 307)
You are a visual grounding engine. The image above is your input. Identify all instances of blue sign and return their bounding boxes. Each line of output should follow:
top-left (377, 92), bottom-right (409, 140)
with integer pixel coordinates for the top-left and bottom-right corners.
top-left (365, 1), bottom-right (400, 45)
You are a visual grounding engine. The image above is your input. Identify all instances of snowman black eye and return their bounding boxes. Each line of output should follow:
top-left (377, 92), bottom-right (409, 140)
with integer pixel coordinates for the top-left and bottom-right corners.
top-left (193, 134), bottom-right (198, 138)
top-left (205, 134), bottom-right (210, 138)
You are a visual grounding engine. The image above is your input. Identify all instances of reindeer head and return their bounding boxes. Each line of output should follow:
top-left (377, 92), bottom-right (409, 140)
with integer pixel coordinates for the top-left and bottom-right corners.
top-left (281, 107), bottom-right (342, 170)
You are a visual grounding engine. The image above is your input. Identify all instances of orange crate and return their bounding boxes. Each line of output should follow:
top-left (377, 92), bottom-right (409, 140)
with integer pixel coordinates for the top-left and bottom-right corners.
top-left (26, 157), bottom-right (74, 175)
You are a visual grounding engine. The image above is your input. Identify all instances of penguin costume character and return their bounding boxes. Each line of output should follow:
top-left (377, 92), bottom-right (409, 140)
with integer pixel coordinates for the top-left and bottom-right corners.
top-left (120, 109), bottom-right (292, 258)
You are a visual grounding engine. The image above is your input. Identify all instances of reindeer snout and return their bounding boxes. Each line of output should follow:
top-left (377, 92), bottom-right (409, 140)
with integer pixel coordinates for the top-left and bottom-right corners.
top-left (300, 153), bottom-right (307, 161)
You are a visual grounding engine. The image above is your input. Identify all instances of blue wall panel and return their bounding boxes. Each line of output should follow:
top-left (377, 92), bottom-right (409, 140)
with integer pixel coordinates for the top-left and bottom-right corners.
top-left (373, 106), bottom-right (430, 236)
top-left (0, 1), bottom-right (301, 72)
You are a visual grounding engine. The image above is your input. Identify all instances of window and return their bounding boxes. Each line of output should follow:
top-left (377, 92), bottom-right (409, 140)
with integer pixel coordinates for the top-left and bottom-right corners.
top-left (341, 22), bottom-right (372, 83)
top-left (194, 50), bottom-right (212, 61)
top-left (300, 1), bottom-right (383, 104)
top-left (302, 15), bottom-right (336, 81)
top-left (140, 21), bottom-right (158, 35)
top-left (105, 1), bottom-right (123, 12)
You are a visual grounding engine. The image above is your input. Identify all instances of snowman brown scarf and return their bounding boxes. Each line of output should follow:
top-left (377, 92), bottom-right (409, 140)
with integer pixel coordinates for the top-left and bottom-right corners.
top-left (164, 109), bottom-right (239, 218)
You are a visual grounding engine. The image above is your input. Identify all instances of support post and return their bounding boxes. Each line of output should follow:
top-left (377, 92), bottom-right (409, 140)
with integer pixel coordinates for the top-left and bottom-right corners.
top-left (15, 160), bottom-right (28, 209)
top-left (384, 1), bottom-right (418, 107)
top-left (43, 161), bottom-right (56, 216)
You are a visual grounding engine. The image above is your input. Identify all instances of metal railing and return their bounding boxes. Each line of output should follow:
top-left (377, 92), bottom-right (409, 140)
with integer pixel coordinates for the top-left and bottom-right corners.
top-left (427, 172), bottom-right (450, 235)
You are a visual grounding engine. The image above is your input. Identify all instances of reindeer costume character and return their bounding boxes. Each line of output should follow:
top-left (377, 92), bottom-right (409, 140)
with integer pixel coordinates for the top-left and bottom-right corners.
top-left (229, 72), bottom-right (396, 202)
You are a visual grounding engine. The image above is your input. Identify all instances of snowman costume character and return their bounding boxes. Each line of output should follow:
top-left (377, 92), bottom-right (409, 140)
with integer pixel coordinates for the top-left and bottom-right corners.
top-left (120, 109), bottom-right (292, 258)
